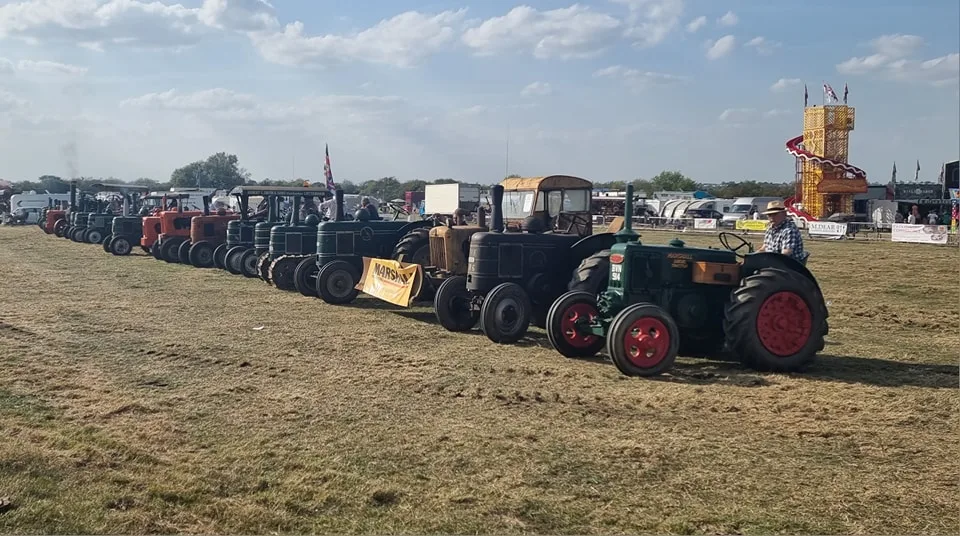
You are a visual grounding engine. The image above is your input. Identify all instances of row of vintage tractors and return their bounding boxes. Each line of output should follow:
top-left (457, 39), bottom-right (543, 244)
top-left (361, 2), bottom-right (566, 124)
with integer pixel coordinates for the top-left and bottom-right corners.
top-left (42, 179), bottom-right (828, 377)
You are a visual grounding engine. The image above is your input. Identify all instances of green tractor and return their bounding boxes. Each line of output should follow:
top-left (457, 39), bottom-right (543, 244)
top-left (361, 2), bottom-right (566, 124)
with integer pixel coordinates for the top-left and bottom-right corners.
top-left (222, 187), bottom-right (315, 277)
top-left (84, 183), bottom-right (151, 248)
top-left (545, 184), bottom-right (829, 376)
top-left (105, 193), bottom-right (165, 256)
top-left (298, 189), bottom-right (434, 303)
top-left (253, 189), bottom-right (331, 290)
top-left (432, 176), bottom-right (621, 344)
top-left (62, 190), bottom-right (100, 242)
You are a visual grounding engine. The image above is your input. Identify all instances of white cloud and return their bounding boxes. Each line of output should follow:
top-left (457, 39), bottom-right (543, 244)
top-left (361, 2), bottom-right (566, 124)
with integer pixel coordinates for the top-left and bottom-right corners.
top-left (836, 34), bottom-right (958, 86)
top-left (705, 35), bottom-right (735, 60)
top-left (718, 107), bottom-right (791, 124)
top-left (717, 11), bottom-right (738, 27)
top-left (770, 78), bottom-right (801, 92)
top-left (461, 5), bottom-right (621, 59)
top-left (763, 108), bottom-right (790, 118)
top-left (251, 10), bottom-right (467, 68)
top-left (521, 81), bottom-right (553, 96)
top-left (593, 64), bottom-right (686, 91)
top-left (685, 15), bottom-right (706, 33)
top-left (745, 36), bottom-right (780, 56)
top-left (0, 57), bottom-right (87, 76)
top-left (611, 0), bottom-right (685, 48)
top-left (0, 58), bottom-right (13, 74)
top-left (198, 0), bottom-right (279, 32)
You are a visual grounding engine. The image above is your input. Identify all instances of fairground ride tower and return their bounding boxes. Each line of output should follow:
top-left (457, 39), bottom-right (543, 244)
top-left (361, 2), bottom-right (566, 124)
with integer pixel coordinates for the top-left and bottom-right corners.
top-left (786, 104), bottom-right (868, 219)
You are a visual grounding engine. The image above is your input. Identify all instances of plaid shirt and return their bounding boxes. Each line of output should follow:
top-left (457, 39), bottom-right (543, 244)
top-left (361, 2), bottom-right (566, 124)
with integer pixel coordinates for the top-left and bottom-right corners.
top-left (763, 218), bottom-right (807, 263)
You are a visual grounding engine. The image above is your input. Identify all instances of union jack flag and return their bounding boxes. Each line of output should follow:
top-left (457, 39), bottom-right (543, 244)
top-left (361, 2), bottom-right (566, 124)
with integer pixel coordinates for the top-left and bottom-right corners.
top-left (823, 83), bottom-right (839, 103)
top-left (323, 144), bottom-right (336, 194)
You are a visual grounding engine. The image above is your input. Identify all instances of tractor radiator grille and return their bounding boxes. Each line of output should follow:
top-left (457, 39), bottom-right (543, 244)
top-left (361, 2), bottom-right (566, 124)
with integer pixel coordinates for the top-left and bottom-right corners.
top-left (430, 236), bottom-right (446, 269)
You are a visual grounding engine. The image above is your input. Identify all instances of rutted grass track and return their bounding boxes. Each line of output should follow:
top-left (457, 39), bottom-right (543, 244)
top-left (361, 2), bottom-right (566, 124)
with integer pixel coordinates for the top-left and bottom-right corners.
top-left (0, 226), bottom-right (957, 534)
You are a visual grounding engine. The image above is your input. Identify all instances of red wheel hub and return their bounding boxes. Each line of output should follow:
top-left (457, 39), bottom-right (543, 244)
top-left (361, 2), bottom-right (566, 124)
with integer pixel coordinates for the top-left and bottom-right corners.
top-left (755, 291), bottom-right (812, 357)
top-left (560, 303), bottom-right (599, 349)
top-left (623, 317), bottom-right (670, 368)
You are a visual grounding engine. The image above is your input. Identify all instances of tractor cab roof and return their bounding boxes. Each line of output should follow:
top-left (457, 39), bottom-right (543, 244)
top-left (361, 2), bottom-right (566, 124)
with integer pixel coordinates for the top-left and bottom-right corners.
top-left (90, 183), bottom-right (152, 193)
top-left (501, 175), bottom-right (592, 192)
top-left (229, 186), bottom-right (330, 197)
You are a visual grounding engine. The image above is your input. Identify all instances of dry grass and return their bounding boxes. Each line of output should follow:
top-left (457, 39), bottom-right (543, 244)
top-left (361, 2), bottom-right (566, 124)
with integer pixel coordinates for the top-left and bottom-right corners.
top-left (0, 225), bottom-right (957, 535)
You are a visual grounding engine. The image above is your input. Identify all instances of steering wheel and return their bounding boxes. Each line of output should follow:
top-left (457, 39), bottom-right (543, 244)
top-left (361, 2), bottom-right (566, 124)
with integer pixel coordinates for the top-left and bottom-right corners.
top-left (387, 202), bottom-right (408, 221)
top-left (562, 213), bottom-right (591, 234)
top-left (719, 231), bottom-right (754, 259)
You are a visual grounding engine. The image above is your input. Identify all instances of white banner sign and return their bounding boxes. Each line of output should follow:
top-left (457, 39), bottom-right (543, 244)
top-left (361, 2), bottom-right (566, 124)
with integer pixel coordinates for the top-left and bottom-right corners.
top-left (807, 221), bottom-right (847, 239)
top-left (891, 224), bottom-right (949, 245)
top-left (693, 218), bottom-right (718, 230)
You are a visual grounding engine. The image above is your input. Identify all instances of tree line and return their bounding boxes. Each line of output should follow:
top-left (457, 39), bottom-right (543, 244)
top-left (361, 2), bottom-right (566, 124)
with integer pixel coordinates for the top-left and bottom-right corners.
top-left (5, 151), bottom-right (802, 202)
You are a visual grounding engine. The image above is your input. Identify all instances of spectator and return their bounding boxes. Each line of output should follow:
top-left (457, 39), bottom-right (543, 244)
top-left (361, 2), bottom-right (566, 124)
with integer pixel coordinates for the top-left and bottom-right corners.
top-left (927, 211), bottom-right (939, 225)
top-left (758, 201), bottom-right (809, 265)
top-left (361, 197), bottom-right (380, 220)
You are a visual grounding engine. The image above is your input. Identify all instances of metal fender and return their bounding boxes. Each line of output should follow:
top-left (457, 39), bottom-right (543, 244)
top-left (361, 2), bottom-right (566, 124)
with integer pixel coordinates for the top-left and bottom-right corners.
top-left (741, 252), bottom-right (821, 293)
top-left (569, 233), bottom-right (618, 264)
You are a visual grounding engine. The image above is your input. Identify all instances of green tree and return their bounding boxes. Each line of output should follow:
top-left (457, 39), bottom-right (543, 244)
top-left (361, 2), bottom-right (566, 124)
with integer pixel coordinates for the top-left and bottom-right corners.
top-left (399, 180), bottom-right (428, 194)
top-left (360, 177), bottom-right (403, 200)
top-left (338, 180), bottom-right (360, 194)
top-left (170, 152), bottom-right (250, 190)
top-left (38, 175), bottom-right (69, 193)
top-left (432, 178), bottom-right (459, 185)
top-left (649, 170), bottom-right (698, 192)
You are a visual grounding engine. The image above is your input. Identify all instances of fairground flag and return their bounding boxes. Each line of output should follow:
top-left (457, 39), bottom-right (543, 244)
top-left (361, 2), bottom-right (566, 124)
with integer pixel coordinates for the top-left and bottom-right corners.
top-left (823, 83), bottom-right (839, 103)
top-left (952, 201), bottom-right (958, 233)
top-left (804, 84), bottom-right (808, 107)
top-left (323, 144), bottom-right (337, 194)
top-left (843, 83), bottom-right (848, 104)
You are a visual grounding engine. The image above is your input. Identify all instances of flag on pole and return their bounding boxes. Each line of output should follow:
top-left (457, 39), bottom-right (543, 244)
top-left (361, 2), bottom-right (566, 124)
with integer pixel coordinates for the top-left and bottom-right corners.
top-left (938, 162), bottom-right (946, 198)
top-left (891, 161), bottom-right (897, 184)
top-left (823, 83), bottom-right (839, 103)
top-left (323, 144), bottom-right (337, 194)
top-left (915, 160), bottom-right (920, 181)
top-left (843, 83), bottom-right (848, 104)
top-left (803, 84), bottom-right (808, 107)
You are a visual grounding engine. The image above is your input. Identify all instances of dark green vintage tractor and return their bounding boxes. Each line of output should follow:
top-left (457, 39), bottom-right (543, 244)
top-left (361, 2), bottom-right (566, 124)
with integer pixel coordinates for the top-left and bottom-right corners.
top-left (432, 177), bottom-right (622, 344)
top-left (545, 184), bottom-right (829, 376)
top-left (108, 194), bottom-right (166, 256)
top-left (62, 191), bottom-right (100, 242)
top-left (254, 190), bottom-right (330, 290)
top-left (84, 183), bottom-right (152, 248)
top-left (299, 189), bottom-right (434, 303)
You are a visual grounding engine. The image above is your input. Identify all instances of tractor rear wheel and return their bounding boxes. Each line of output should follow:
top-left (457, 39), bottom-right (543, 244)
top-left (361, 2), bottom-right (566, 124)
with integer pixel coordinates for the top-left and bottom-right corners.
top-left (568, 249), bottom-right (611, 295)
top-left (723, 267), bottom-right (827, 372)
top-left (225, 246), bottom-right (247, 274)
top-left (546, 291), bottom-right (605, 358)
top-left (87, 229), bottom-right (104, 245)
top-left (189, 241), bottom-right (215, 268)
top-left (479, 282), bottom-right (532, 344)
top-left (213, 244), bottom-right (228, 269)
top-left (393, 228), bottom-right (431, 265)
top-left (110, 236), bottom-right (133, 256)
top-left (239, 249), bottom-right (260, 278)
top-left (294, 257), bottom-right (320, 297)
top-left (606, 303), bottom-right (679, 377)
top-left (434, 275), bottom-right (478, 332)
top-left (177, 240), bottom-right (192, 265)
top-left (101, 234), bottom-right (113, 252)
top-left (256, 252), bottom-right (272, 283)
top-left (316, 260), bottom-right (360, 304)
top-left (269, 256), bottom-right (300, 291)
top-left (160, 238), bottom-right (184, 263)
top-left (150, 240), bottom-right (162, 259)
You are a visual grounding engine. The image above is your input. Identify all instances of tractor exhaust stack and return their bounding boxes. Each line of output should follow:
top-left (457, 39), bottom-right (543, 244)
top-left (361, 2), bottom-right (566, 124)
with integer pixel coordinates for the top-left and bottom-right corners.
top-left (202, 195), bottom-right (210, 216)
top-left (490, 185), bottom-right (504, 233)
top-left (615, 184), bottom-right (638, 244)
top-left (334, 189), bottom-right (344, 221)
top-left (478, 206), bottom-right (486, 229)
top-left (69, 180), bottom-right (77, 209)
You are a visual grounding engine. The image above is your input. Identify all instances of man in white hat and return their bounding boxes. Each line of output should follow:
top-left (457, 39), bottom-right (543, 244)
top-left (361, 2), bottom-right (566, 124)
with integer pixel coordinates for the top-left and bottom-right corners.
top-left (758, 200), bottom-right (809, 265)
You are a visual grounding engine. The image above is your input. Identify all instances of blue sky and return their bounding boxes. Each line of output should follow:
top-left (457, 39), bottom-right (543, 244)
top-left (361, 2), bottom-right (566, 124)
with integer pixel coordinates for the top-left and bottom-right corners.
top-left (0, 0), bottom-right (957, 186)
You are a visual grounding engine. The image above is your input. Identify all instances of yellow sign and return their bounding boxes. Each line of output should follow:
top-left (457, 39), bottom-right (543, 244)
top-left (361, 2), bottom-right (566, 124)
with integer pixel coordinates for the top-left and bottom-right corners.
top-left (357, 257), bottom-right (423, 307)
top-left (735, 220), bottom-right (768, 231)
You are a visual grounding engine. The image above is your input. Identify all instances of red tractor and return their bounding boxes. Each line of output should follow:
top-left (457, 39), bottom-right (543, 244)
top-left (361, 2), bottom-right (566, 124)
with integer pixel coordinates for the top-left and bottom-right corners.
top-left (151, 195), bottom-right (202, 263)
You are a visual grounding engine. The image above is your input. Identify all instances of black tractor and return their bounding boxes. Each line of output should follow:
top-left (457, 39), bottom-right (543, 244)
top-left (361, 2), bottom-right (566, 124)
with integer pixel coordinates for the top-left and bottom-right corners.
top-left (432, 176), bottom-right (623, 344)
top-left (545, 184), bottom-right (829, 376)
top-left (256, 190), bottom-right (330, 290)
top-left (105, 193), bottom-right (165, 256)
top-left (83, 183), bottom-right (152, 248)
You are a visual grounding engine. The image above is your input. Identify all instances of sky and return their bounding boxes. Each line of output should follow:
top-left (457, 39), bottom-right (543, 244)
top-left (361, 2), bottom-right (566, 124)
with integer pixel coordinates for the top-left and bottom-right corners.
top-left (0, 0), bottom-right (958, 186)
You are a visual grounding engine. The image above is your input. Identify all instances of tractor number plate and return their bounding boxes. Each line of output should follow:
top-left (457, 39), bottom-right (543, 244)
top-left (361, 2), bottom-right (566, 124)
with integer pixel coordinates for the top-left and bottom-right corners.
top-left (610, 264), bottom-right (621, 282)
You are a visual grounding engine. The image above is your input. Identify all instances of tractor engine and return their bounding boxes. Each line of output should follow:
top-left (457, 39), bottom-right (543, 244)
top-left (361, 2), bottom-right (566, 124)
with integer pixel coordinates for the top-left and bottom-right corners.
top-left (429, 225), bottom-right (483, 273)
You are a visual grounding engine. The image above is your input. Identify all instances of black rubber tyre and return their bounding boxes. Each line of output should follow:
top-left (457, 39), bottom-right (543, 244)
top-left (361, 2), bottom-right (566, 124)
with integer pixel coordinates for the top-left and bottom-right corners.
top-left (256, 252), bottom-right (272, 283)
top-left (53, 220), bottom-right (67, 237)
top-left (87, 229), bottom-right (104, 245)
top-left (546, 291), bottom-right (605, 358)
top-left (568, 249), bottom-right (611, 294)
top-left (479, 282), bottom-right (532, 344)
top-left (316, 260), bottom-right (360, 304)
top-left (606, 303), bottom-right (679, 377)
top-left (177, 240), bottom-right (192, 265)
top-left (141, 245), bottom-right (151, 254)
top-left (239, 249), bottom-right (260, 278)
top-left (213, 243), bottom-right (228, 269)
top-left (160, 237), bottom-right (184, 263)
top-left (392, 228), bottom-right (431, 265)
top-left (433, 275), bottom-right (478, 332)
top-left (189, 241), bottom-right (215, 268)
top-left (294, 257), bottom-right (320, 297)
top-left (269, 257), bottom-right (300, 291)
top-left (72, 228), bottom-right (85, 242)
top-left (101, 234), bottom-right (113, 252)
top-left (723, 267), bottom-right (827, 372)
top-left (150, 240), bottom-right (162, 259)
top-left (110, 236), bottom-right (133, 256)
top-left (225, 246), bottom-right (247, 275)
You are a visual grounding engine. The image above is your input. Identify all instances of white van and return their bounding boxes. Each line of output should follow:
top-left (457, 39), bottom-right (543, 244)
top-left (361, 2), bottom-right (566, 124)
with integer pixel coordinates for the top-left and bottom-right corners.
top-left (722, 197), bottom-right (783, 226)
top-left (8, 192), bottom-right (72, 223)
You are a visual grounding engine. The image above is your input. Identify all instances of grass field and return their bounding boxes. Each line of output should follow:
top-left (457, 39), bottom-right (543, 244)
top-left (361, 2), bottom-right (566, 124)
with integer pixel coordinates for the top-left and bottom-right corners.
top-left (0, 225), bottom-right (957, 535)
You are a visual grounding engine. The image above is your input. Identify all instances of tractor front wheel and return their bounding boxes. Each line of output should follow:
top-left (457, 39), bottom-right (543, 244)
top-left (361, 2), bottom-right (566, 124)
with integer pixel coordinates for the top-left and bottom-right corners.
top-left (87, 229), bottom-right (104, 245)
top-left (293, 258), bottom-right (320, 297)
top-left (546, 291), bottom-right (605, 358)
top-left (606, 303), bottom-right (679, 377)
top-left (53, 220), bottom-right (67, 237)
top-left (239, 249), bottom-right (260, 278)
top-left (189, 241), bottom-right (215, 268)
top-left (256, 252), bottom-right (272, 283)
top-left (269, 256), bottom-right (300, 291)
top-left (434, 276), bottom-right (478, 332)
top-left (160, 238), bottom-right (184, 263)
top-left (177, 240), bottom-right (192, 265)
top-left (101, 234), bottom-right (113, 252)
top-left (150, 240), bottom-right (162, 259)
top-left (316, 260), bottom-right (360, 304)
top-left (110, 236), bottom-right (133, 256)
top-left (479, 282), bottom-right (532, 344)
top-left (224, 246), bottom-right (247, 274)
top-left (723, 267), bottom-right (827, 372)
top-left (212, 244), bottom-right (228, 269)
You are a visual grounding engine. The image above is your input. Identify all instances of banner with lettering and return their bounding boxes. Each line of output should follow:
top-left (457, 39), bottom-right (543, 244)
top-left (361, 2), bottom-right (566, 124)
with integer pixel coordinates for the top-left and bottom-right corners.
top-left (735, 220), bottom-right (768, 232)
top-left (357, 257), bottom-right (423, 307)
top-left (807, 221), bottom-right (847, 239)
top-left (693, 218), bottom-right (718, 230)
top-left (890, 224), bottom-right (949, 245)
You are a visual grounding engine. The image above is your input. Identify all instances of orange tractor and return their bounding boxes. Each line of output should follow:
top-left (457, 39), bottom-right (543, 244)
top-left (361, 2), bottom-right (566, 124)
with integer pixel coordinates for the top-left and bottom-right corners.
top-left (150, 195), bottom-right (203, 263)
top-left (185, 196), bottom-right (240, 268)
